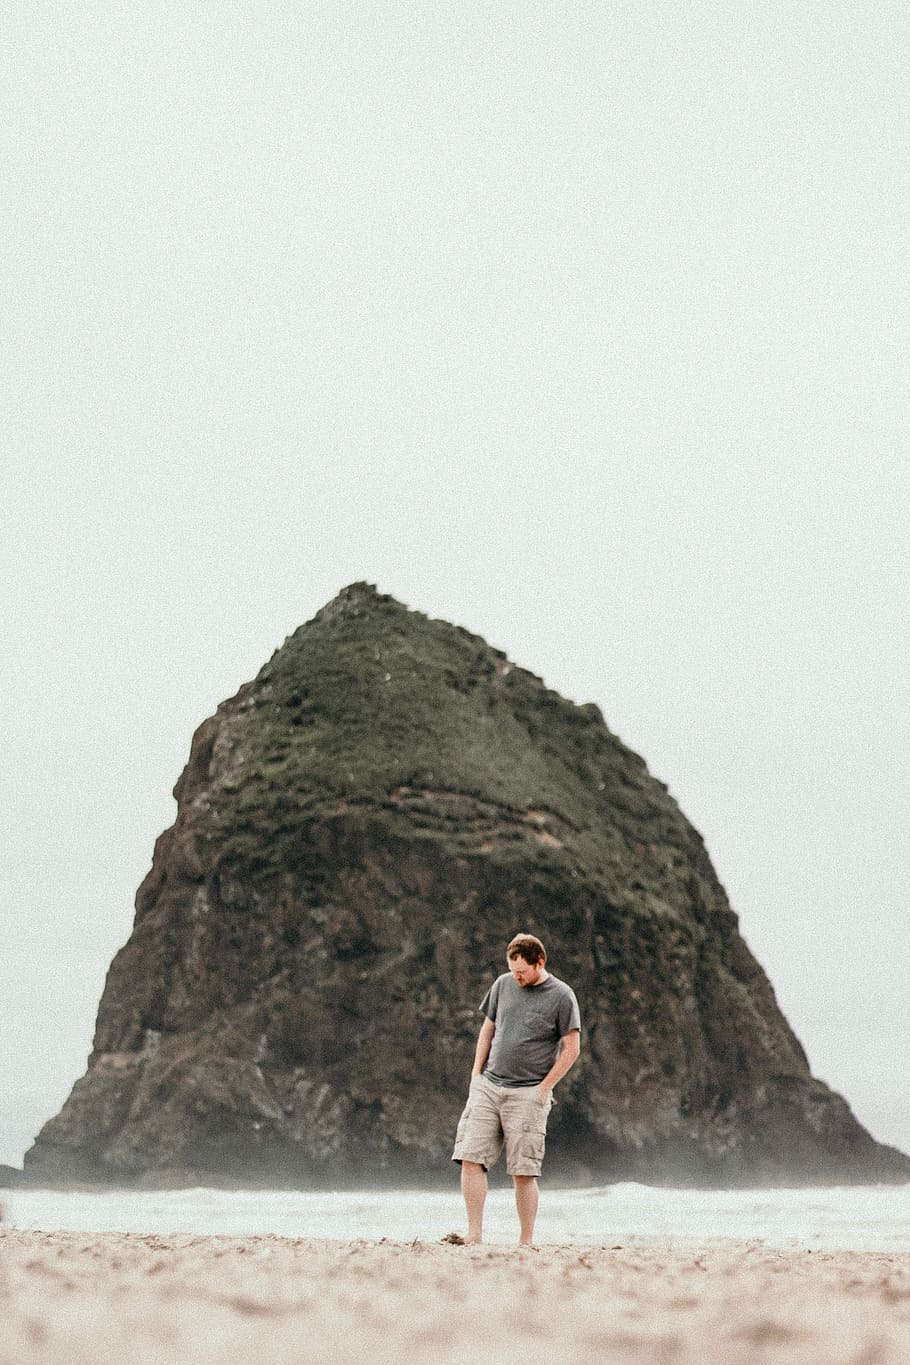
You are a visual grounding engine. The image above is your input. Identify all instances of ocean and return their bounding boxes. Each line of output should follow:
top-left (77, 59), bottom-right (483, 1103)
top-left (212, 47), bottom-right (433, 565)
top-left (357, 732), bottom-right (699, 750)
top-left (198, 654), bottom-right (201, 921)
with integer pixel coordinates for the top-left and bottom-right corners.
top-left (5, 1183), bottom-right (909, 1252)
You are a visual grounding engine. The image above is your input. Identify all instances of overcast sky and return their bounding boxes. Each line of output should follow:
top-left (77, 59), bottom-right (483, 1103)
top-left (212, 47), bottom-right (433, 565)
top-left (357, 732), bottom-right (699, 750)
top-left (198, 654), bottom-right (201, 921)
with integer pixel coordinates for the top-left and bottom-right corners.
top-left (2, 2), bottom-right (908, 1169)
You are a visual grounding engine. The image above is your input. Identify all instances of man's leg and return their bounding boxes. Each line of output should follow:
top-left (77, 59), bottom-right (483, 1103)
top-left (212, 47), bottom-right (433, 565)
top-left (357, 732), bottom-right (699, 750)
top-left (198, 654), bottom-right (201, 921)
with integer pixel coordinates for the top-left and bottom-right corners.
top-left (513, 1174), bottom-right (539, 1246)
top-left (461, 1161), bottom-right (488, 1244)
top-left (453, 1077), bottom-right (503, 1243)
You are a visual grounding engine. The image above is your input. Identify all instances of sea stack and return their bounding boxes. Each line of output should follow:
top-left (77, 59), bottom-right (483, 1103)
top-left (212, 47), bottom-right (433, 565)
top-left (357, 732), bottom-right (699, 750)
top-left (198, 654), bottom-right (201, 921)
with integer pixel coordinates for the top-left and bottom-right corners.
top-left (24, 584), bottom-right (909, 1186)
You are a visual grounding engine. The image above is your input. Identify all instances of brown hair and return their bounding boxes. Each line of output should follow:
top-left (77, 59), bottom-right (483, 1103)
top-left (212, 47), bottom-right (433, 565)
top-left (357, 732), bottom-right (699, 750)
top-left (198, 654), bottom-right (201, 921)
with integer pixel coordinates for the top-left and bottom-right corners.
top-left (507, 933), bottom-right (547, 965)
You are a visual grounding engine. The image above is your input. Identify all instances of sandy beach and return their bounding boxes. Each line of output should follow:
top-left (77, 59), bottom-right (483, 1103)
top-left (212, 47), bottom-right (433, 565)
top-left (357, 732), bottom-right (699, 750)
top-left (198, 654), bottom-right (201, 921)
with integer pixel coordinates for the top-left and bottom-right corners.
top-left (1, 1229), bottom-right (908, 1364)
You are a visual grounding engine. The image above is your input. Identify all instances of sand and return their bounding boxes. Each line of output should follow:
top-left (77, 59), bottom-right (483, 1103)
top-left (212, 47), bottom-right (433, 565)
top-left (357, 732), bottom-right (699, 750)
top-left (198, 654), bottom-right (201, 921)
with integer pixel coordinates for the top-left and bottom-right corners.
top-left (1, 1229), bottom-right (908, 1364)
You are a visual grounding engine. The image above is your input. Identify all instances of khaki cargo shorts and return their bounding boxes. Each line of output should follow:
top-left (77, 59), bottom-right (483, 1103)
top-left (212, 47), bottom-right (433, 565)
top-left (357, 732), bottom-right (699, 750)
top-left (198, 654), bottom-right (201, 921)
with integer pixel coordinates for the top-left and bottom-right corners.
top-left (451, 1074), bottom-right (554, 1177)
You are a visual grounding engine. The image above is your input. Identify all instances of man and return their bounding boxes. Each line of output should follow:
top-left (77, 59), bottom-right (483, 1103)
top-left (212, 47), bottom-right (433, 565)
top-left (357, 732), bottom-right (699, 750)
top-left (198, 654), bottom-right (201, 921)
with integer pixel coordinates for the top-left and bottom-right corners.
top-left (451, 932), bottom-right (581, 1246)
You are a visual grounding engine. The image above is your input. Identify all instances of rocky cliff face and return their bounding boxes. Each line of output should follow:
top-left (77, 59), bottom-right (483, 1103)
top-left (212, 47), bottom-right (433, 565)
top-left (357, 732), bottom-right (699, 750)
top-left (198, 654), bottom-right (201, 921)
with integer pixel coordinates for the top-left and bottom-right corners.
top-left (25, 584), bottom-right (909, 1187)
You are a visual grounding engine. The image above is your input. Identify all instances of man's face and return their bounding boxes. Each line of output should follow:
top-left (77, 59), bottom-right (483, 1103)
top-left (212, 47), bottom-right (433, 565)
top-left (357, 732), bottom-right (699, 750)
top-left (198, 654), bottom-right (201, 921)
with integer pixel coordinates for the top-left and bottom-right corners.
top-left (508, 954), bottom-right (545, 987)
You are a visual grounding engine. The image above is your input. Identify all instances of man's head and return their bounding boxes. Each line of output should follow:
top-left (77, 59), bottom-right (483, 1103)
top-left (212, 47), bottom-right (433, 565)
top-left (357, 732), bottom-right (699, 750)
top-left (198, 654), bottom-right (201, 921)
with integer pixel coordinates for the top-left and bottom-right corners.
top-left (507, 933), bottom-right (548, 987)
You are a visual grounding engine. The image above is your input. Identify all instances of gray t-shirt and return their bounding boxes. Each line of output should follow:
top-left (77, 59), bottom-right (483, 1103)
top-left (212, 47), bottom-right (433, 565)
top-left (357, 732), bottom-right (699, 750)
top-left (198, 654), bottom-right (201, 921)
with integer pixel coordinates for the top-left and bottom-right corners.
top-left (481, 972), bottom-right (581, 1088)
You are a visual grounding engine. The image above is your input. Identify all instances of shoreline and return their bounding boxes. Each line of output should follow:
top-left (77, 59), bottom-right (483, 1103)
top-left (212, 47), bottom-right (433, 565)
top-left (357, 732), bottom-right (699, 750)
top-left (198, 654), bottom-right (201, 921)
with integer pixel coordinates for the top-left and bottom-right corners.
top-left (3, 1228), bottom-right (909, 1364)
top-left (6, 1182), bottom-right (910, 1255)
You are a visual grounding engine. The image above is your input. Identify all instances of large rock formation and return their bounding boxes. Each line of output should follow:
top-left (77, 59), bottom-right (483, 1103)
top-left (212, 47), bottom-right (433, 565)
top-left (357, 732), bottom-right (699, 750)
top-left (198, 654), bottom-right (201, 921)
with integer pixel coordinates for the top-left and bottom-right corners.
top-left (25, 584), bottom-right (909, 1187)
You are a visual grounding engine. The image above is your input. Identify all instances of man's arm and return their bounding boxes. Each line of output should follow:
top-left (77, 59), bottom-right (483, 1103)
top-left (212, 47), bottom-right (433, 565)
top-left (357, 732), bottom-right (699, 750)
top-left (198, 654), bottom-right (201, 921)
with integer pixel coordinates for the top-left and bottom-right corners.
top-left (471, 1016), bottom-right (496, 1079)
top-left (538, 1029), bottom-right (580, 1100)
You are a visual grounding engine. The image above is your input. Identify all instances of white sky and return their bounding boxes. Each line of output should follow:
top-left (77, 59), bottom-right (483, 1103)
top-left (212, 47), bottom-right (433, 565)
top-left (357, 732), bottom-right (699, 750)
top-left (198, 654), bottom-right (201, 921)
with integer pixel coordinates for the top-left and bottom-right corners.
top-left (2, 2), bottom-right (907, 1168)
